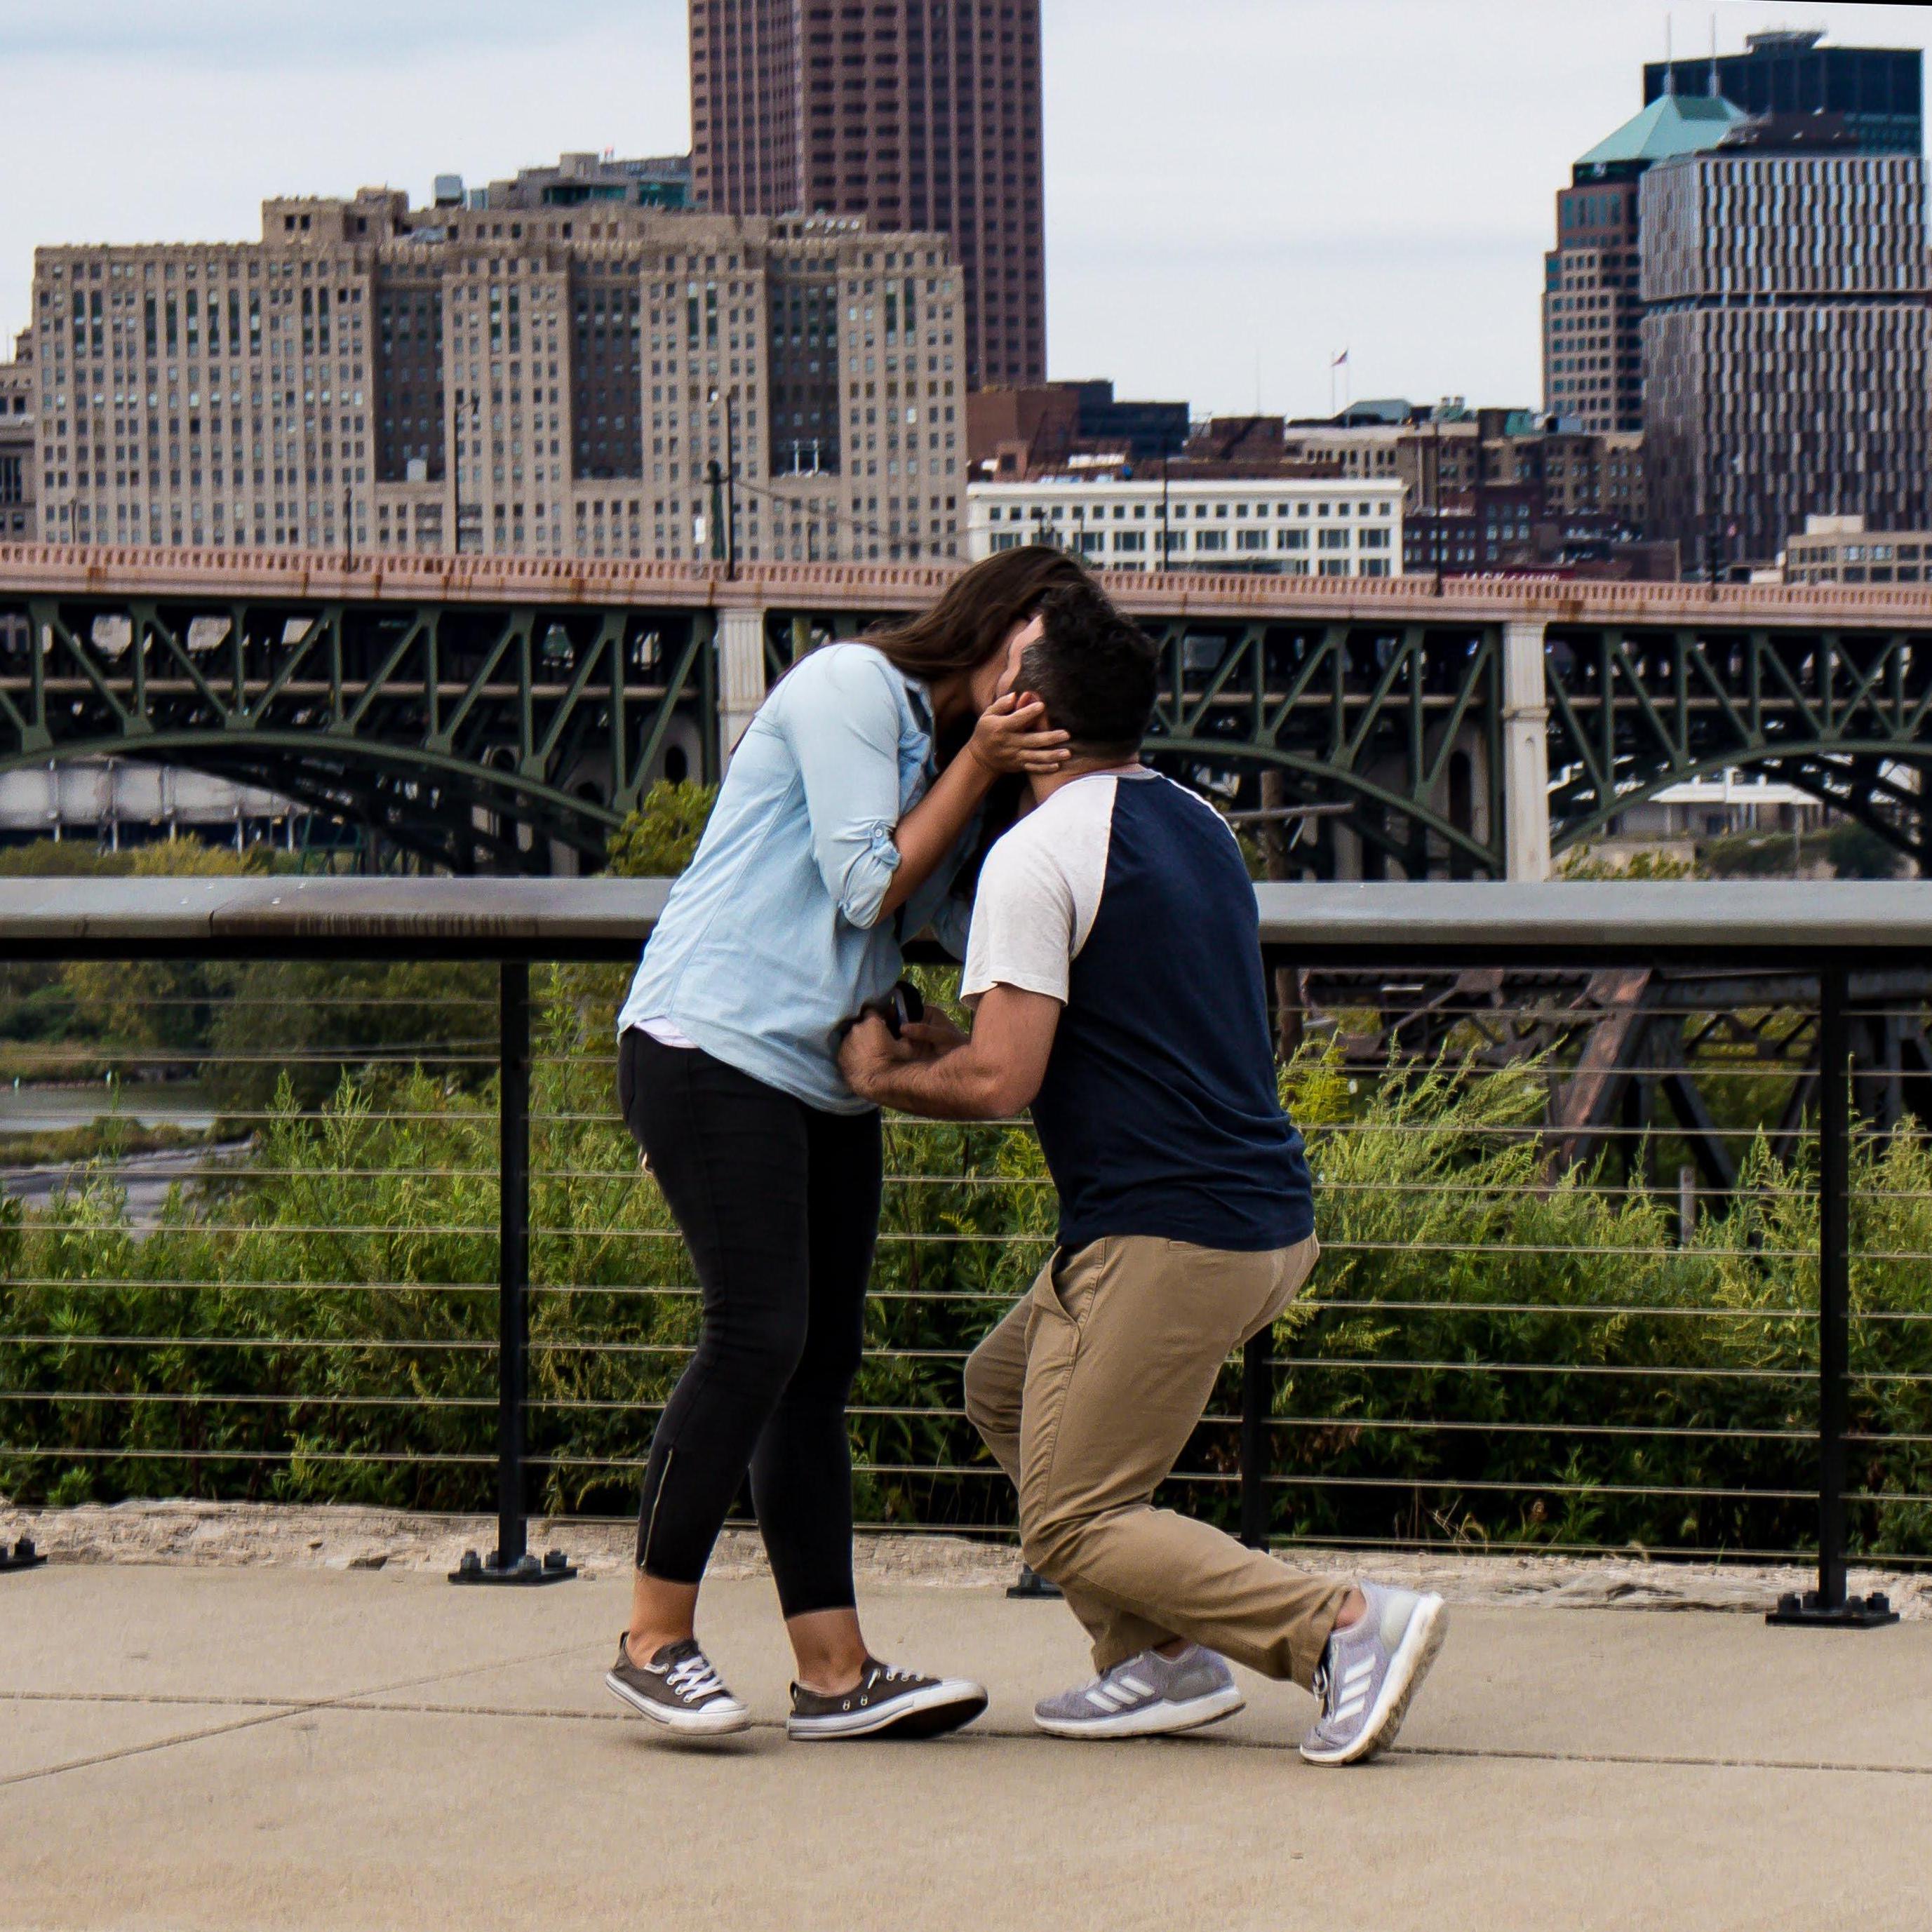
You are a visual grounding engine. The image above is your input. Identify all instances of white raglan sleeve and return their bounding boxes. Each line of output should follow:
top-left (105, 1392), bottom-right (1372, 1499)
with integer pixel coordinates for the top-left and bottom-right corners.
top-left (960, 823), bottom-right (1078, 1007)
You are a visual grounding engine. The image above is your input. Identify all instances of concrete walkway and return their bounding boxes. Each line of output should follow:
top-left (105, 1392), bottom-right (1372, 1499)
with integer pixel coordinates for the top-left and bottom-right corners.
top-left (4, 1562), bottom-right (1931, 1932)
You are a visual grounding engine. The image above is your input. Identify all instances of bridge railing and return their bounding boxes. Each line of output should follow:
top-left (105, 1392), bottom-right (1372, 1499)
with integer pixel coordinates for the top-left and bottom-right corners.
top-left (3, 878), bottom-right (1930, 1621)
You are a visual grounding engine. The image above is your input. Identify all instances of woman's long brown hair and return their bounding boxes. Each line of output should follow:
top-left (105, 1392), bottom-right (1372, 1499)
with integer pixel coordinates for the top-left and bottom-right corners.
top-left (865, 544), bottom-right (1094, 684)
top-left (862, 544), bottom-right (1094, 899)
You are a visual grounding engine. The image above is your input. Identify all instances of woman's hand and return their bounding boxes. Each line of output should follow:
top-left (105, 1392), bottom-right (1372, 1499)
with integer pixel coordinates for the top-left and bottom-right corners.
top-left (965, 690), bottom-right (1071, 777)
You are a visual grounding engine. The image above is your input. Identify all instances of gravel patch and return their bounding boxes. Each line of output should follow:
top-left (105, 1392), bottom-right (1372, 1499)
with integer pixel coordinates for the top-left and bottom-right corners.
top-left (4, 1498), bottom-right (1925, 1618)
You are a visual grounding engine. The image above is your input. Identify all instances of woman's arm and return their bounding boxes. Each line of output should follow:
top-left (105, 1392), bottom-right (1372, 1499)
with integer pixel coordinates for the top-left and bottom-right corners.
top-left (791, 652), bottom-right (1064, 931)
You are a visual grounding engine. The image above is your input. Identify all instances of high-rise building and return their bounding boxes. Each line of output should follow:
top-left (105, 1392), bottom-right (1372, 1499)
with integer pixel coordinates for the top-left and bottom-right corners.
top-left (1646, 29), bottom-right (1923, 156)
top-left (1543, 93), bottom-right (1742, 433)
top-left (28, 178), bottom-right (964, 563)
top-left (1641, 128), bottom-right (1931, 569)
top-left (0, 334), bottom-right (35, 540)
top-left (688, 0), bottom-right (1045, 390)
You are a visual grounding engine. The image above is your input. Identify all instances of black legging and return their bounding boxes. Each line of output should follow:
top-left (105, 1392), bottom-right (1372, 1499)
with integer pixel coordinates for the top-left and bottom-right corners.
top-left (617, 1028), bottom-right (882, 1618)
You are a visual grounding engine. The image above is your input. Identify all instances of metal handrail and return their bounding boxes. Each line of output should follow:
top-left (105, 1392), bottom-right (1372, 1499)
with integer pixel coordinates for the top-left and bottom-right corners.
top-left (6, 873), bottom-right (1929, 1621)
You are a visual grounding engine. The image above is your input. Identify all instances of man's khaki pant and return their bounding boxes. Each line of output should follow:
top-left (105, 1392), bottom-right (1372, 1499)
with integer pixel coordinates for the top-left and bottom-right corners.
top-left (963, 1232), bottom-right (1344, 1689)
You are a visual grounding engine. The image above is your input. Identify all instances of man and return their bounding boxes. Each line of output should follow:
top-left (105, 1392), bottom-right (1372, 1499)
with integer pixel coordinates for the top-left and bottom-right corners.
top-left (838, 580), bottom-right (1446, 1765)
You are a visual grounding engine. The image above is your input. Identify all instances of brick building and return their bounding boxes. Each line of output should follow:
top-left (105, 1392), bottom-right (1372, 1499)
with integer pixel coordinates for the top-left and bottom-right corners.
top-left (1543, 93), bottom-right (1742, 434)
top-left (0, 335), bottom-right (34, 540)
top-left (27, 181), bottom-right (964, 564)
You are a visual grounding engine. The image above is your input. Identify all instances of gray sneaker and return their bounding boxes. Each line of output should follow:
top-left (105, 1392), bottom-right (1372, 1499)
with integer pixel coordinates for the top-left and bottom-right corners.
top-left (604, 1632), bottom-right (751, 1736)
top-left (1035, 1644), bottom-right (1245, 1739)
top-left (1299, 1584), bottom-right (1447, 1766)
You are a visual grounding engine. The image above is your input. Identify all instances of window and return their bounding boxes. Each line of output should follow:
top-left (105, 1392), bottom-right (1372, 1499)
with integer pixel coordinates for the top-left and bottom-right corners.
top-left (1360, 556), bottom-right (1391, 577)
top-left (1075, 529), bottom-right (1105, 556)
top-left (1237, 528), bottom-right (1268, 551)
top-left (1319, 557), bottom-right (1350, 576)
top-left (1318, 528), bottom-right (1350, 551)
top-left (1195, 528), bottom-right (1228, 551)
top-left (1277, 528), bottom-right (1308, 551)
top-left (1359, 528), bottom-right (1390, 549)
top-left (1113, 529), bottom-right (1146, 552)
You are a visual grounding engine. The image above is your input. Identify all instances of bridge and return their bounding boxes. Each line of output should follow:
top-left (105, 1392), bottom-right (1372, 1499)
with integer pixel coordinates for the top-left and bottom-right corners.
top-left (2, 542), bottom-right (1929, 876)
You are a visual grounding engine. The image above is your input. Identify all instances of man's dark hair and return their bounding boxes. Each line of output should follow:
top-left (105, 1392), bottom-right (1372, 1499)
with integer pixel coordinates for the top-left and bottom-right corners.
top-left (1017, 583), bottom-right (1159, 758)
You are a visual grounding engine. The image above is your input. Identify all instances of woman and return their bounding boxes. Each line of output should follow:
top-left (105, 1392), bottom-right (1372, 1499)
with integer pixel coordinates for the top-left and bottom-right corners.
top-left (606, 546), bottom-right (1086, 1740)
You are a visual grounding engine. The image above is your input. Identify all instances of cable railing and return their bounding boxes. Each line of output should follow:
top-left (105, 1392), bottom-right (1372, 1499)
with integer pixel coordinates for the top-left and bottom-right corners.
top-left (2, 878), bottom-right (1931, 1625)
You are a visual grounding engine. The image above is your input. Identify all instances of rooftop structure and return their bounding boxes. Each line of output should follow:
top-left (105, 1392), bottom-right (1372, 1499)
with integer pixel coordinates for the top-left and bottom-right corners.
top-left (1645, 29), bottom-right (1923, 156)
top-left (443, 153), bottom-right (692, 212)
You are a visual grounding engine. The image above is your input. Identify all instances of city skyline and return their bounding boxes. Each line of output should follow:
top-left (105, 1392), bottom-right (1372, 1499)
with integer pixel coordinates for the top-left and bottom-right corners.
top-left (3, 1), bottom-right (1926, 420)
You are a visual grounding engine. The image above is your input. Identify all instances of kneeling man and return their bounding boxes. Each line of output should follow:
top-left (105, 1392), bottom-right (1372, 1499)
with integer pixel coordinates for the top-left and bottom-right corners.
top-left (839, 580), bottom-right (1446, 1764)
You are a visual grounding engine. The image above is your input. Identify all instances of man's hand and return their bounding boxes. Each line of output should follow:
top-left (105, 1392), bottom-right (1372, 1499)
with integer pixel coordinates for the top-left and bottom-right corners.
top-left (899, 1012), bottom-right (970, 1054)
top-left (836, 985), bottom-right (1061, 1121)
top-left (837, 1012), bottom-right (908, 1100)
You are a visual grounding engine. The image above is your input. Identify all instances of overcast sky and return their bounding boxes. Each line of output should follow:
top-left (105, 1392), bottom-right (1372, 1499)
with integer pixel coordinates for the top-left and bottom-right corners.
top-left (1, 1), bottom-right (1925, 417)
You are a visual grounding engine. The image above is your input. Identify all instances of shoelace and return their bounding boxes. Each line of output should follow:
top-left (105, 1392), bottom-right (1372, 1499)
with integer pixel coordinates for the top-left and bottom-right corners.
top-left (1310, 1659), bottom-right (1332, 1714)
top-left (665, 1652), bottom-right (728, 1703)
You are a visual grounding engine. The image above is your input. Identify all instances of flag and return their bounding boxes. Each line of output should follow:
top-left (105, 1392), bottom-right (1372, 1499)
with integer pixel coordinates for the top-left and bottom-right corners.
top-left (1331, 349), bottom-right (1349, 367)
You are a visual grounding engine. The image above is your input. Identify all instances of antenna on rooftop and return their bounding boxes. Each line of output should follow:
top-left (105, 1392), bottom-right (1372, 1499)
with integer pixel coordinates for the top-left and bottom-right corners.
top-left (1665, 15), bottom-right (1675, 95)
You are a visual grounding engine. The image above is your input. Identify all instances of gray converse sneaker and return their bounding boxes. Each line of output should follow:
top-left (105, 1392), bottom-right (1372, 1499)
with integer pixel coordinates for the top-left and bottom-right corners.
top-left (1299, 1584), bottom-right (1447, 1766)
top-left (1035, 1644), bottom-right (1245, 1740)
top-left (604, 1632), bottom-right (751, 1736)
top-left (787, 1656), bottom-right (987, 1740)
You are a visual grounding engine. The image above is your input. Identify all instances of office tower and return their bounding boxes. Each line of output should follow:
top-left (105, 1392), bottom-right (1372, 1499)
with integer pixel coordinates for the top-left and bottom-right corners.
top-left (1646, 29), bottom-right (1922, 156)
top-left (1543, 93), bottom-right (1742, 432)
top-left (688, 0), bottom-right (1045, 389)
top-left (29, 171), bottom-right (964, 563)
top-left (1641, 128), bottom-right (1931, 568)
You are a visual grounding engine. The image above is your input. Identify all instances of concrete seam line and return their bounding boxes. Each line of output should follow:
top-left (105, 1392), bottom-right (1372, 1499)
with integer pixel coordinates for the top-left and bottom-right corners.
top-left (1392, 1743), bottom-right (1932, 1778)
top-left (0, 1640), bottom-right (601, 1791)
top-left (0, 1707), bottom-right (307, 1790)
top-left (12, 1690), bottom-right (1932, 1781)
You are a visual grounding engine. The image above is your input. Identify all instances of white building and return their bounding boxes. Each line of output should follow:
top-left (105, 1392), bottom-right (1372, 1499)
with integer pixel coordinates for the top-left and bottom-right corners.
top-left (967, 475), bottom-right (1404, 576)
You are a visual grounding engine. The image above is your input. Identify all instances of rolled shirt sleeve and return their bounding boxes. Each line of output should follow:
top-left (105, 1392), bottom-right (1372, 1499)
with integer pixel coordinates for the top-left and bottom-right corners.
top-left (784, 648), bottom-right (913, 930)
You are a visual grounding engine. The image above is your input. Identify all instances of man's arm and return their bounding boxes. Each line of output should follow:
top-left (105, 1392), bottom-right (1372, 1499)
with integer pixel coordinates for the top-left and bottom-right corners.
top-left (838, 985), bottom-right (1061, 1120)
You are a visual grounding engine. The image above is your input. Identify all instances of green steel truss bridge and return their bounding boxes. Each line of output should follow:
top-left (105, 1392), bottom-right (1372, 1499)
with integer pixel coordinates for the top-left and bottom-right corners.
top-left (2, 544), bottom-right (1929, 876)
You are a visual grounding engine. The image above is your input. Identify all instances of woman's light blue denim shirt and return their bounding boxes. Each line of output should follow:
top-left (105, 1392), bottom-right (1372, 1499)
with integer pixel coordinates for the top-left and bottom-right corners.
top-left (617, 643), bottom-right (974, 1114)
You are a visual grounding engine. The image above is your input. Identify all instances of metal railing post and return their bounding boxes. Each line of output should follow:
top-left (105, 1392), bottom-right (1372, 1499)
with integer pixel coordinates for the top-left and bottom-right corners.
top-left (1769, 961), bottom-right (1894, 1628)
top-left (450, 961), bottom-right (575, 1586)
top-left (1239, 1331), bottom-right (1273, 1549)
top-left (497, 959), bottom-right (531, 1567)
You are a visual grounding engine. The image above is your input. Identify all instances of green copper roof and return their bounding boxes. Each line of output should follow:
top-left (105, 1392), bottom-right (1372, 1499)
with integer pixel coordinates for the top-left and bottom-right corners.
top-left (1576, 93), bottom-right (1745, 167)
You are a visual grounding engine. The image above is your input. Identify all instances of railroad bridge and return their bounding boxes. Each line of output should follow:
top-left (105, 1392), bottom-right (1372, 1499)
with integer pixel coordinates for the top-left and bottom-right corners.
top-left (2, 543), bottom-right (1929, 878)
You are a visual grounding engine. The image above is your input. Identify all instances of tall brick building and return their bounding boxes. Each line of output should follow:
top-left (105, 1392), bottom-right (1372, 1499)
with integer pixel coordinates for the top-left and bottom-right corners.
top-left (689, 0), bottom-right (1045, 389)
top-left (1543, 93), bottom-right (1741, 434)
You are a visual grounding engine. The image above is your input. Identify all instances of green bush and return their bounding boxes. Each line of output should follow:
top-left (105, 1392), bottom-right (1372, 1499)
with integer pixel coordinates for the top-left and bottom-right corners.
top-left (6, 1012), bottom-right (1928, 1561)
top-left (5, 783), bottom-right (1927, 1560)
